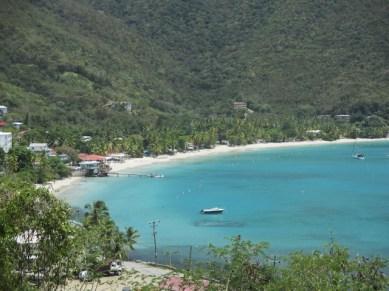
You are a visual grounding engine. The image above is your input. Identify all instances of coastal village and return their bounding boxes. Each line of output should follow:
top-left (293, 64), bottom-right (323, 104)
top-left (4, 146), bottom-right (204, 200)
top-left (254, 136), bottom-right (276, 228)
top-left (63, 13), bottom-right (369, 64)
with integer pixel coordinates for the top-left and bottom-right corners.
top-left (3, 102), bottom-right (388, 181)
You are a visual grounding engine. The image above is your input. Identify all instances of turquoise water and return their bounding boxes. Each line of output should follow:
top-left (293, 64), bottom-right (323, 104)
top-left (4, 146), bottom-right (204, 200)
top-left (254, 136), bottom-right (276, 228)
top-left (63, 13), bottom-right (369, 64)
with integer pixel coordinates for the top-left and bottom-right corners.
top-left (63, 141), bottom-right (389, 260)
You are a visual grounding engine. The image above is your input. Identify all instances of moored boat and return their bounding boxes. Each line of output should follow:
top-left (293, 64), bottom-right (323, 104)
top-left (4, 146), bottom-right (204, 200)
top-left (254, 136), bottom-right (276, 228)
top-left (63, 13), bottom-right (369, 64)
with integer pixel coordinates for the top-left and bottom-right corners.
top-left (352, 153), bottom-right (365, 160)
top-left (200, 207), bottom-right (224, 214)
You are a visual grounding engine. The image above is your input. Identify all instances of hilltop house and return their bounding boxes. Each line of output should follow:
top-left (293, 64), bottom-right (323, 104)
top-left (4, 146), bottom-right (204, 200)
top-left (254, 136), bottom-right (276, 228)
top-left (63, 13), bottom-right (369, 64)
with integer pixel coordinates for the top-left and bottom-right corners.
top-left (233, 101), bottom-right (247, 110)
top-left (0, 132), bottom-right (12, 153)
top-left (104, 101), bottom-right (132, 112)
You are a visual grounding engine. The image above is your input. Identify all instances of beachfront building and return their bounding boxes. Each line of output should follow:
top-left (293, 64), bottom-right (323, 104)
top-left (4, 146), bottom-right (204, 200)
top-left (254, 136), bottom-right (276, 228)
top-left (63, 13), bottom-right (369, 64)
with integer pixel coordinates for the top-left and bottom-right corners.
top-left (0, 132), bottom-right (12, 153)
top-left (106, 153), bottom-right (126, 162)
top-left (78, 153), bottom-right (110, 176)
top-left (185, 142), bottom-right (194, 151)
top-left (306, 129), bottom-right (321, 136)
top-left (0, 105), bottom-right (7, 115)
top-left (79, 161), bottom-right (100, 173)
top-left (28, 143), bottom-right (50, 154)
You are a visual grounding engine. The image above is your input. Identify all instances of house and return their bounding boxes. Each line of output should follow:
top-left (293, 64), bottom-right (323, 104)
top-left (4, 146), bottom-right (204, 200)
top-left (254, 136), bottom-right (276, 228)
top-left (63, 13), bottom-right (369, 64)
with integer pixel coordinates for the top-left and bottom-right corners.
top-left (28, 143), bottom-right (49, 153)
top-left (104, 101), bottom-right (132, 112)
top-left (335, 114), bottom-right (350, 122)
top-left (0, 132), bottom-right (12, 153)
top-left (12, 121), bottom-right (23, 129)
top-left (78, 153), bottom-right (105, 162)
top-left (106, 153), bottom-right (126, 162)
top-left (306, 129), bottom-right (321, 136)
top-left (0, 105), bottom-right (7, 115)
top-left (185, 142), bottom-right (194, 151)
top-left (233, 101), bottom-right (247, 110)
top-left (81, 136), bottom-right (92, 142)
top-left (78, 154), bottom-right (110, 176)
top-left (79, 161), bottom-right (100, 172)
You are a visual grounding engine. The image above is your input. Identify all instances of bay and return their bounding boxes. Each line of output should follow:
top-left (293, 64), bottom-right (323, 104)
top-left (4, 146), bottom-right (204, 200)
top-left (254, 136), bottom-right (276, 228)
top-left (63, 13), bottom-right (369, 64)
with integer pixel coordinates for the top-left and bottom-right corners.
top-left (62, 141), bottom-right (389, 262)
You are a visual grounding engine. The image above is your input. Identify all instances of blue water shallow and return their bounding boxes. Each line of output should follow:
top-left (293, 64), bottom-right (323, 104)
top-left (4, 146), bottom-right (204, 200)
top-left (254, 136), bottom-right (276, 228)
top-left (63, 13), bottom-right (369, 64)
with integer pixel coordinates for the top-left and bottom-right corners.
top-left (63, 141), bottom-right (389, 260)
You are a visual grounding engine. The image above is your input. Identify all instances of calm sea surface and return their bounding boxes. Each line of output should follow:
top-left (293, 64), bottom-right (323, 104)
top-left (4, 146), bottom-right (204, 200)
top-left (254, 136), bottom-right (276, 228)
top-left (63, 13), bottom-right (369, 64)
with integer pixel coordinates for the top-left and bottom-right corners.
top-left (63, 141), bottom-right (389, 262)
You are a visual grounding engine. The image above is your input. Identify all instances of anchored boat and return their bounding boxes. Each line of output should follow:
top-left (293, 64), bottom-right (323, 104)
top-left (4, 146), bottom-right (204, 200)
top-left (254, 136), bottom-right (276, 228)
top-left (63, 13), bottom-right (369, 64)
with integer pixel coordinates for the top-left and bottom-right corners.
top-left (200, 207), bottom-right (224, 214)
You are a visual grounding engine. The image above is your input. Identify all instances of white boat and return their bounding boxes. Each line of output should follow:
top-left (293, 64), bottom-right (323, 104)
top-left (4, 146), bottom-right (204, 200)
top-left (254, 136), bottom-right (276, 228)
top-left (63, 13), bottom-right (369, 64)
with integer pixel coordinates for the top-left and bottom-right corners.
top-left (200, 207), bottom-right (224, 214)
top-left (352, 142), bottom-right (365, 160)
top-left (352, 153), bottom-right (365, 160)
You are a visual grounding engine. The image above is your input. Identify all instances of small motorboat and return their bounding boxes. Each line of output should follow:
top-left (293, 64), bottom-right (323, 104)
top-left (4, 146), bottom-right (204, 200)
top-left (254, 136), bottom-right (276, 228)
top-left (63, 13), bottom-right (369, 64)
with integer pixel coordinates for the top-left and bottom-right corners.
top-left (200, 207), bottom-right (224, 214)
top-left (352, 153), bottom-right (365, 160)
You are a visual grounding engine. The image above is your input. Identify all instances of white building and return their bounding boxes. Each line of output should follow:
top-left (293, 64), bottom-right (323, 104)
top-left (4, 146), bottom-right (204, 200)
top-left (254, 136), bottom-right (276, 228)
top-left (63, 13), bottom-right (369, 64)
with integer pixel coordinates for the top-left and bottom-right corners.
top-left (306, 129), bottom-right (321, 135)
top-left (12, 121), bottom-right (23, 129)
top-left (0, 132), bottom-right (12, 153)
top-left (28, 143), bottom-right (49, 153)
top-left (81, 135), bottom-right (92, 142)
top-left (0, 105), bottom-right (7, 115)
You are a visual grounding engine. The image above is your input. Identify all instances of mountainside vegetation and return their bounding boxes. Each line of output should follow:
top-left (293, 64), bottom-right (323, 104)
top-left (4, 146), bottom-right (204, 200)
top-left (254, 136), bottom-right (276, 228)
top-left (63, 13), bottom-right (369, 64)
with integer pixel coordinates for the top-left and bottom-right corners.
top-left (0, 0), bottom-right (388, 151)
top-left (1, 0), bottom-right (389, 128)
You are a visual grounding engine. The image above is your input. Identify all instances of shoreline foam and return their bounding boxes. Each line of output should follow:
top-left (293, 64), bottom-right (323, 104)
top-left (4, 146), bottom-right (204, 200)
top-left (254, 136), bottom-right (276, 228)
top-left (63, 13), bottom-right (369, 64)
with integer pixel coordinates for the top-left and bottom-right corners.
top-left (52, 137), bottom-right (389, 195)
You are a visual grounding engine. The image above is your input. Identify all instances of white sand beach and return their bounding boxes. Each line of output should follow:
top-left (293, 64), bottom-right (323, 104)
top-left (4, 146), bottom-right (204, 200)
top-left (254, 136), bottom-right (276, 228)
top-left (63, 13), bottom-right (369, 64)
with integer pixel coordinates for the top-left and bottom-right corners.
top-left (52, 138), bottom-right (389, 195)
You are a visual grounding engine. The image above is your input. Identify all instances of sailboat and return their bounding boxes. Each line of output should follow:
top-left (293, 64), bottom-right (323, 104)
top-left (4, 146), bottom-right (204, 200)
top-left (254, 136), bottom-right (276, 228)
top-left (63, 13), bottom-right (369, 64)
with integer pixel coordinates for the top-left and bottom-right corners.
top-left (352, 142), bottom-right (365, 160)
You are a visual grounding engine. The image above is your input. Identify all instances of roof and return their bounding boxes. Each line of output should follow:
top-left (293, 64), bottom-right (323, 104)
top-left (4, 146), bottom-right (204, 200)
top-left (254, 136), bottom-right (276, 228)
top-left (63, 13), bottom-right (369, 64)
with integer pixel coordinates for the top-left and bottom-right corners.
top-left (29, 143), bottom-right (48, 146)
top-left (0, 120), bottom-right (6, 126)
top-left (16, 230), bottom-right (40, 244)
top-left (0, 131), bottom-right (11, 136)
top-left (79, 161), bottom-right (100, 165)
top-left (79, 153), bottom-right (105, 161)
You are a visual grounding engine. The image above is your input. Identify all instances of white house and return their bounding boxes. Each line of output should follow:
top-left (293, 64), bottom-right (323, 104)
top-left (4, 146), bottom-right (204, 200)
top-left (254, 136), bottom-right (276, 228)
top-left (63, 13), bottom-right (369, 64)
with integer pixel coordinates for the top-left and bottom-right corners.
top-left (306, 129), bottom-right (321, 135)
top-left (28, 143), bottom-right (49, 153)
top-left (0, 132), bottom-right (12, 153)
top-left (335, 114), bottom-right (350, 122)
top-left (0, 105), bottom-right (7, 115)
top-left (12, 121), bottom-right (23, 129)
top-left (81, 135), bottom-right (92, 142)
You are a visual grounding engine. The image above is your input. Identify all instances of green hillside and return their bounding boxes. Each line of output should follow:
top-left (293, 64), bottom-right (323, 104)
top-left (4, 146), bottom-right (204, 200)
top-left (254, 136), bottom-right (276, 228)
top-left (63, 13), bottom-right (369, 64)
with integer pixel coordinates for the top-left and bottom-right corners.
top-left (1, 0), bottom-right (389, 130)
top-left (94, 0), bottom-right (389, 113)
top-left (0, 0), bottom-right (194, 132)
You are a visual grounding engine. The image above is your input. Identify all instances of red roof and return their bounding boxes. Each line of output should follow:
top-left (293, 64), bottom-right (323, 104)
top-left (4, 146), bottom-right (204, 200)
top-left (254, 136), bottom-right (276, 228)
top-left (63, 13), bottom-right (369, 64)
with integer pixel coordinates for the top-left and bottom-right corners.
top-left (78, 153), bottom-right (105, 161)
top-left (0, 120), bottom-right (6, 127)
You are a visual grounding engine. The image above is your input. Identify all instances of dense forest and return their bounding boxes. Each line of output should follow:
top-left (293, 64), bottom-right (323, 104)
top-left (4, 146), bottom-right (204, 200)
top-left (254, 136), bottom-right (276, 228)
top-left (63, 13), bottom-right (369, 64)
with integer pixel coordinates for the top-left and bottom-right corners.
top-left (0, 0), bottom-right (388, 137)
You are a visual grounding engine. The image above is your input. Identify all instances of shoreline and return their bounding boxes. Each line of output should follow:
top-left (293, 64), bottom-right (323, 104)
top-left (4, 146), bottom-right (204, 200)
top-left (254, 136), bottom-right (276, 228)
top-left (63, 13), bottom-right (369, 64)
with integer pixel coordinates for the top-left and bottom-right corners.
top-left (51, 137), bottom-right (389, 195)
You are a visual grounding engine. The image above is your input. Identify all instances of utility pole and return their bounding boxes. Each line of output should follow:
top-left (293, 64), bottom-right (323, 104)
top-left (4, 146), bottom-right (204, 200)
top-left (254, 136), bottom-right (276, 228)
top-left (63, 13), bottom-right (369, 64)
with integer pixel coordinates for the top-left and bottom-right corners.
top-left (188, 245), bottom-right (193, 271)
top-left (149, 220), bottom-right (160, 262)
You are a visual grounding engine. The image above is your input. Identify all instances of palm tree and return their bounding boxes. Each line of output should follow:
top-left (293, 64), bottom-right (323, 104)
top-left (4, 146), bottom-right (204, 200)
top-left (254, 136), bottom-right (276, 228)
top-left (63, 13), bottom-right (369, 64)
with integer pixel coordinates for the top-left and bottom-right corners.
top-left (125, 227), bottom-right (139, 250)
top-left (84, 201), bottom-right (110, 226)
